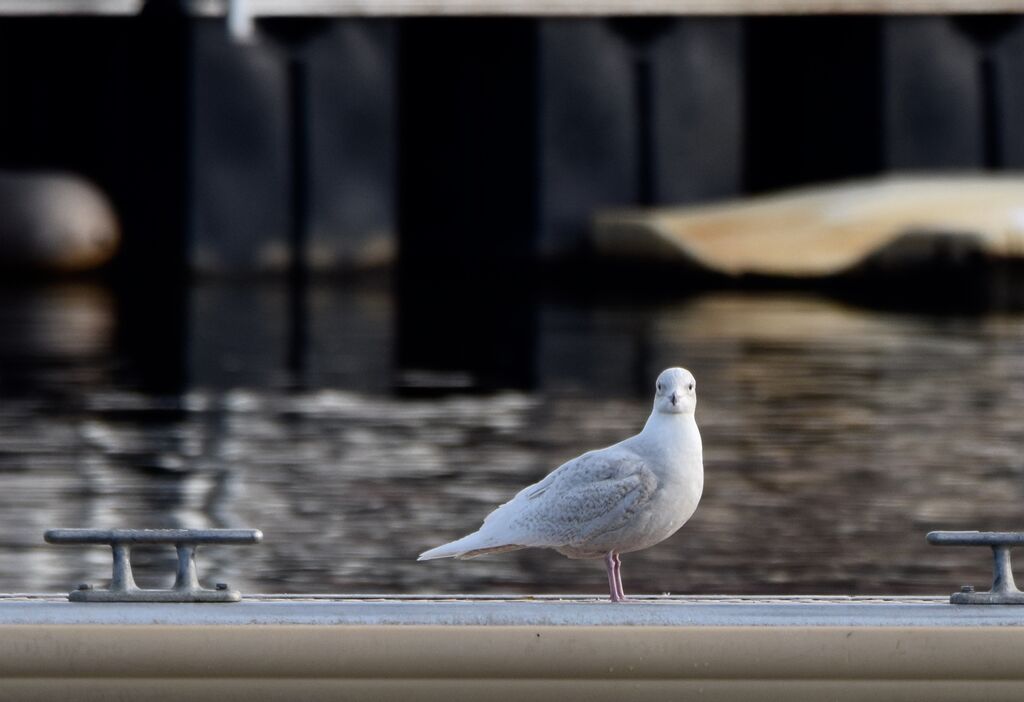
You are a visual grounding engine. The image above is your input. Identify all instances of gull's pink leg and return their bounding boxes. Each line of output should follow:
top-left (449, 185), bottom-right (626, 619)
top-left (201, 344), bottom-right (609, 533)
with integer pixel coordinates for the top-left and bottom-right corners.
top-left (612, 552), bottom-right (626, 601)
top-left (604, 551), bottom-right (622, 602)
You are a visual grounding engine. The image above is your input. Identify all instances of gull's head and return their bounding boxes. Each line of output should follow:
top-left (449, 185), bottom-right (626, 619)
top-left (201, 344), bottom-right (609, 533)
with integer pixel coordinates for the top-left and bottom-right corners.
top-left (653, 367), bottom-right (697, 415)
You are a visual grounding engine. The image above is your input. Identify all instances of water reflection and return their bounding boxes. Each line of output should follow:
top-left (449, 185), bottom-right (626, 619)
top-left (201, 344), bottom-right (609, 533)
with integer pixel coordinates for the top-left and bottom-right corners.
top-left (1, 280), bottom-right (1023, 596)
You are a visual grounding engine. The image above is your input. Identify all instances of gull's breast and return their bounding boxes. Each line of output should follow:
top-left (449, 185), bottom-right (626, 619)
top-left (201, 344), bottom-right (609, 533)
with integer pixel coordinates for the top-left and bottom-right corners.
top-left (620, 457), bottom-right (703, 554)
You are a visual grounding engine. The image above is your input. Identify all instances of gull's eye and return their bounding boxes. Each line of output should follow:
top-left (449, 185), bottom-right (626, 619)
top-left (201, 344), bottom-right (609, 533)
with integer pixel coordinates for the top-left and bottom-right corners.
top-left (656, 383), bottom-right (662, 392)
top-left (688, 383), bottom-right (694, 391)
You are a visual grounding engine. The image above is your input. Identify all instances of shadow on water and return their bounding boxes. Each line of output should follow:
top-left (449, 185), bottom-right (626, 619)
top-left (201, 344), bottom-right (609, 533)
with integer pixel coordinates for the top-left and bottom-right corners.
top-left (395, 271), bottom-right (538, 395)
top-left (2, 267), bottom-right (1024, 596)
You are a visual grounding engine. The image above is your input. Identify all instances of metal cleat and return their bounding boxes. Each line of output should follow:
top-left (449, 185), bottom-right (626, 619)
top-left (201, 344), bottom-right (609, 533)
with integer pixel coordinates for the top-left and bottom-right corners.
top-left (927, 531), bottom-right (1024, 605)
top-left (44, 528), bottom-right (263, 603)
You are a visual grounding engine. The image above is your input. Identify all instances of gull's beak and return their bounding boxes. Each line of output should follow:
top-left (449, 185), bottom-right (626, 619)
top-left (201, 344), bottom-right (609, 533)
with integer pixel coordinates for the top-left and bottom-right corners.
top-left (670, 392), bottom-right (678, 407)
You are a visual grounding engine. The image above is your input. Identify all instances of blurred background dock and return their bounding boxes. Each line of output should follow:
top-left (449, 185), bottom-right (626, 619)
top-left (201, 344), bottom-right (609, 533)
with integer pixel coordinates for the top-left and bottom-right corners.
top-left (4, 2), bottom-right (1024, 278)
top-left (2, 1), bottom-right (1024, 598)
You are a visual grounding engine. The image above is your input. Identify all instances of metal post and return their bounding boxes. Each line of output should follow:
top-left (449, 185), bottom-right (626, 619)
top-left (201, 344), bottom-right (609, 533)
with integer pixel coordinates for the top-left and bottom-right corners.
top-left (174, 544), bottom-right (202, 591)
top-left (110, 543), bottom-right (137, 593)
top-left (950, 16), bottom-right (1022, 171)
top-left (992, 544), bottom-right (1018, 594)
top-left (287, 51), bottom-right (310, 385)
top-left (633, 55), bottom-right (655, 207)
top-left (608, 19), bottom-right (672, 208)
top-left (979, 53), bottom-right (1002, 170)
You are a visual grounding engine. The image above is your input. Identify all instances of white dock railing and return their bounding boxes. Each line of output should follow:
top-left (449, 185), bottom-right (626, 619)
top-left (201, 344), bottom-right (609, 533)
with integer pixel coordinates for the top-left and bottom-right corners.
top-left (4, 0), bottom-right (1024, 15)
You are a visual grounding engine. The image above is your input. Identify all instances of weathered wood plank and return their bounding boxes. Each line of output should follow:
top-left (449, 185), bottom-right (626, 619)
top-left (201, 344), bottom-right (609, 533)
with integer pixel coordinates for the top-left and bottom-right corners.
top-left (5, 0), bottom-right (1024, 17)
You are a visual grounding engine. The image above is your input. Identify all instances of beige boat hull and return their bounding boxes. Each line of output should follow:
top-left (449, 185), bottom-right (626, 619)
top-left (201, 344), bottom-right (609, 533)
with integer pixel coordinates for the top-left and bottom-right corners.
top-left (593, 176), bottom-right (1024, 278)
top-left (3, 603), bottom-right (1024, 701)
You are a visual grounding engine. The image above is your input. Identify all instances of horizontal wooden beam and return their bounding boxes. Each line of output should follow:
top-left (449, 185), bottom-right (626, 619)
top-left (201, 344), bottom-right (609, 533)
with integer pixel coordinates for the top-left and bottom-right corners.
top-left (3, 0), bottom-right (1024, 16)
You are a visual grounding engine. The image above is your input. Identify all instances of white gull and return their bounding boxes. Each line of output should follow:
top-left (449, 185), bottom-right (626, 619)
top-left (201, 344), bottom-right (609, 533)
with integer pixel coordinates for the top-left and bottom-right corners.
top-left (418, 367), bottom-right (704, 602)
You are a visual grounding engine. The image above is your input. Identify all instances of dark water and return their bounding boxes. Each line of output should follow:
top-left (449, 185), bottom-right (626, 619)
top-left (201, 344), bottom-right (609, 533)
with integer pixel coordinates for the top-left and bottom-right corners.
top-left (1, 280), bottom-right (1023, 597)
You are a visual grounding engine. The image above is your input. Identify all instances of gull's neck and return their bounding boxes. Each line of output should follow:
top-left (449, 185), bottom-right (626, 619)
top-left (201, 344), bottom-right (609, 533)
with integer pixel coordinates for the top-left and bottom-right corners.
top-left (633, 408), bottom-right (701, 471)
top-left (640, 408), bottom-right (694, 437)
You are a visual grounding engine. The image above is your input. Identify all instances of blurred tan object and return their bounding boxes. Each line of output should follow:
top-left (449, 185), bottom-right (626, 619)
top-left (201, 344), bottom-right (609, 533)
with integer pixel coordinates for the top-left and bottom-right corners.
top-left (0, 171), bottom-right (120, 272)
top-left (593, 176), bottom-right (1024, 278)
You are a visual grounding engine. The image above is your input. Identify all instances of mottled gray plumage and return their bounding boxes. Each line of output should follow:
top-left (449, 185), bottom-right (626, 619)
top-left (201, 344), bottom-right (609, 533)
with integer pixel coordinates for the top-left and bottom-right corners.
top-left (419, 368), bottom-right (704, 600)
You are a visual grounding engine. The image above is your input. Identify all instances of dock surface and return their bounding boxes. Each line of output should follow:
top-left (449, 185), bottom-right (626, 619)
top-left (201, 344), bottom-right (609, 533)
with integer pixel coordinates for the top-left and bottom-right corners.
top-left (2, 593), bottom-right (1024, 626)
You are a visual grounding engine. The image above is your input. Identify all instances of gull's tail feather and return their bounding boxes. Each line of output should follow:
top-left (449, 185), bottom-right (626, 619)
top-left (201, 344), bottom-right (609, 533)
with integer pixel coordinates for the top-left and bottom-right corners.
top-left (418, 531), bottom-right (525, 561)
